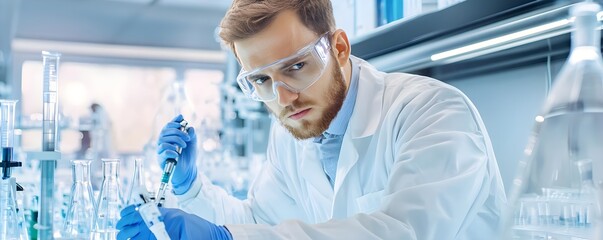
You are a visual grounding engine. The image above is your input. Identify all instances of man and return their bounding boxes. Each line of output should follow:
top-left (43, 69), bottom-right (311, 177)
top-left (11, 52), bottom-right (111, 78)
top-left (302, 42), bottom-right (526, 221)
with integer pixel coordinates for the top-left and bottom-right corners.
top-left (117, 0), bottom-right (507, 239)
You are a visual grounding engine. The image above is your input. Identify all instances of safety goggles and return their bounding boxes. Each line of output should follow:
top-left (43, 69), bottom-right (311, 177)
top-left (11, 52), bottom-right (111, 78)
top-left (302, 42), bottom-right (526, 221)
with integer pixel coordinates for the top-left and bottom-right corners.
top-left (236, 33), bottom-right (332, 102)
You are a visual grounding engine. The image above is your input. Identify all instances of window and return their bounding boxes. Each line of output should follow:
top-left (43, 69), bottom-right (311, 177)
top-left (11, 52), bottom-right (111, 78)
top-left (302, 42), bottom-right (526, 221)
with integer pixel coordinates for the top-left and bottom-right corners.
top-left (20, 61), bottom-right (223, 156)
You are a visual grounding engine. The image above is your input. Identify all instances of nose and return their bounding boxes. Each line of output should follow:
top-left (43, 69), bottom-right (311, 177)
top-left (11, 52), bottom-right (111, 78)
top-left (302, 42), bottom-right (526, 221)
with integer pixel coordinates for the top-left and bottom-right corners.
top-left (275, 84), bottom-right (299, 107)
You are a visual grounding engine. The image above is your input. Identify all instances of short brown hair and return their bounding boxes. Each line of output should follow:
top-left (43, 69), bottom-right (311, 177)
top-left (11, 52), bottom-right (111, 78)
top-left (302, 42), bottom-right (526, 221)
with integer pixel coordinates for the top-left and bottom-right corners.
top-left (219, 0), bottom-right (336, 53)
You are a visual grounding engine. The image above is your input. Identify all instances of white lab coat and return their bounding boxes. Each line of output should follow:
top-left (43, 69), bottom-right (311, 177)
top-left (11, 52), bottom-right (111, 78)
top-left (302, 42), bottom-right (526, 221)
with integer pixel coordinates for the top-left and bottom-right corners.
top-left (176, 57), bottom-right (507, 239)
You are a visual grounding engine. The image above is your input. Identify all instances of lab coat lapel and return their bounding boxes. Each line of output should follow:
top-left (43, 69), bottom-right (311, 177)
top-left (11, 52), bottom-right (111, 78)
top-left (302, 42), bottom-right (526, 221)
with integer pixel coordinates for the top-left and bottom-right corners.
top-left (331, 133), bottom-right (359, 218)
top-left (331, 57), bottom-right (385, 217)
top-left (299, 139), bottom-right (333, 221)
top-left (347, 57), bottom-right (384, 139)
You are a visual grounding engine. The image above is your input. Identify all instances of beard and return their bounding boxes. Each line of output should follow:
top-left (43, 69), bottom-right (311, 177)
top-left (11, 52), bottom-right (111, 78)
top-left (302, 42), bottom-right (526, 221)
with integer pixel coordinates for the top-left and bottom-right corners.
top-left (276, 59), bottom-right (347, 140)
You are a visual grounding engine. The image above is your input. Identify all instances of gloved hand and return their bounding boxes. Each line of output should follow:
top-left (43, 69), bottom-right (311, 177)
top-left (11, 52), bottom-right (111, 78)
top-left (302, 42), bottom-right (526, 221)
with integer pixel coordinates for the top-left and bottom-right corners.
top-left (157, 114), bottom-right (198, 195)
top-left (117, 205), bottom-right (232, 240)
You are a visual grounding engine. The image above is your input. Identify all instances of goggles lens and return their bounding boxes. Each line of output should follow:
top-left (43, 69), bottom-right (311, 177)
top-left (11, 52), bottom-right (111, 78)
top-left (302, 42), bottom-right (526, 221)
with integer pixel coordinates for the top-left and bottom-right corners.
top-left (236, 33), bottom-right (331, 102)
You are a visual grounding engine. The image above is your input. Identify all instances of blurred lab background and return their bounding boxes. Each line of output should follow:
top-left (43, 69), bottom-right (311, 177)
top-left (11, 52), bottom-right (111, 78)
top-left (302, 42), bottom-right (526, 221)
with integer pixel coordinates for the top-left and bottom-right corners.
top-left (0, 0), bottom-right (594, 238)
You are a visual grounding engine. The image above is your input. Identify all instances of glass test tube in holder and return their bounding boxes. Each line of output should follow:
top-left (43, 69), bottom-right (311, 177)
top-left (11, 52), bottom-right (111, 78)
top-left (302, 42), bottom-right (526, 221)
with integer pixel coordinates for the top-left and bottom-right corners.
top-left (32, 51), bottom-right (62, 240)
top-left (0, 99), bottom-right (28, 240)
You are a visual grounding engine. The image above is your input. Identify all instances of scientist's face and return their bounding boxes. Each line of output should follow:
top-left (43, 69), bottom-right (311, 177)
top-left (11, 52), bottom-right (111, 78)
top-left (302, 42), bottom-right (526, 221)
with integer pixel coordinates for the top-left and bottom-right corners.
top-left (234, 10), bottom-right (347, 140)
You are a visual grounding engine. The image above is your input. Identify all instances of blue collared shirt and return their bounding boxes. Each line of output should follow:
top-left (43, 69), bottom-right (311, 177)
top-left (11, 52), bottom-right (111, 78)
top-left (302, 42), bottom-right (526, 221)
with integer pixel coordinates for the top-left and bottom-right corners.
top-left (313, 59), bottom-right (359, 187)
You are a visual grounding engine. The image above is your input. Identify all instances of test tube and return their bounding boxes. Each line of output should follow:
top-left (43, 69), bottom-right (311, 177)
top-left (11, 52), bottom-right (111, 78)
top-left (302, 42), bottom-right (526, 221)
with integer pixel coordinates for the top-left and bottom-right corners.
top-left (38, 51), bottom-right (60, 240)
top-left (0, 100), bottom-right (17, 179)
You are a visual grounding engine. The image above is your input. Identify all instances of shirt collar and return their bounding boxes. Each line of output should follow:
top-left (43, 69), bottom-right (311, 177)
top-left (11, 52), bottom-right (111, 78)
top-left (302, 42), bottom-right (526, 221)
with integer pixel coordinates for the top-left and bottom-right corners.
top-left (314, 58), bottom-right (360, 142)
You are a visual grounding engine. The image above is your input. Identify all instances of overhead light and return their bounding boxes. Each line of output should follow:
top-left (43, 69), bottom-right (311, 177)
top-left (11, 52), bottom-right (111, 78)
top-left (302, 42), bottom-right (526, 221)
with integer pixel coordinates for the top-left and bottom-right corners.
top-left (12, 39), bottom-right (226, 63)
top-left (430, 18), bottom-right (571, 61)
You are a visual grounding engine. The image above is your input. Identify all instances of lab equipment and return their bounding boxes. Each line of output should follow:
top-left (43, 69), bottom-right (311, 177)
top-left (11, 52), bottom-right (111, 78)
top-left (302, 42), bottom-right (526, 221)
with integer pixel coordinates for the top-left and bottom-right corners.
top-left (0, 99), bottom-right (28, 240)
top-left (62, 160), bottom-right (96, 239)
top-left (123, 186), bottom-right (170, 240)
top-left (0, 178), bottom-right (24, 240)
top-left (126, 158), bottom-right (148, 206)
top-left (236, 32), bottom-right (331, 102)
top-left (156, 119), bottom-right (189, 204)
top-left (92, 158), bottom-right (124, 240)
top-left (38, 51), bottom-right (61, 240)
top-left (157, 115), bottom-right (197, 195)
top-left (117, 205), bottom-right (231, 240)
top-left (144, 75), bottom-right (200, 195)
top-left (1, 100), bottom-right (19, 179)
top-left (507, 2), bottom-right (603, 239)
top-left (138, 204), bottom-right (170, 240)
top-left (219, 76), bottom-right (270, 199)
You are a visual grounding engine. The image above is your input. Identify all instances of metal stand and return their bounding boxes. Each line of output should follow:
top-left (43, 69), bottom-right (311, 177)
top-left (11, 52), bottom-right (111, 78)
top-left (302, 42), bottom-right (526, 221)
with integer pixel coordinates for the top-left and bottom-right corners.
top-left (29, 151), bottom-right (60, 240)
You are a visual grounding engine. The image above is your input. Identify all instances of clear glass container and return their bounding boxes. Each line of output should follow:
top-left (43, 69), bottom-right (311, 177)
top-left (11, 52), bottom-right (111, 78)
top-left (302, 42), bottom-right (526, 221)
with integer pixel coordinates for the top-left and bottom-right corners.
top-left (0, 178), bottom-right (26, 240)
top-left (92, 159), bottom-right (123, 240)
top-left (0, 99), bottom-right (27, 240)
top-left (125, 158), bottom-right (147, 206)
top-left (39, 51), bottom-right (61, 240)
top-left (507, 2), bottom-right (603, 239)
top-left (63, 160), bottom-right (96, 239)
top-left (41, 51), bottom-right (60, 152)
top-left (0, 100), bottom-right (17, 179)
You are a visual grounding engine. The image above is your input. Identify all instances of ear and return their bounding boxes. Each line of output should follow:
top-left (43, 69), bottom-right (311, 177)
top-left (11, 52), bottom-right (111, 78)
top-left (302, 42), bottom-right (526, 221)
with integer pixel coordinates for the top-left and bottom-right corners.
top-left (330, 29), bottom-right (351, 67)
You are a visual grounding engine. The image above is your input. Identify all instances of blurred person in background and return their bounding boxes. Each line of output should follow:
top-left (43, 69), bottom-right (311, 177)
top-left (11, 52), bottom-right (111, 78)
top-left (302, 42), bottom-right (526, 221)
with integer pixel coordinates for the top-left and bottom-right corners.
top-left (88, 103), bottom-right (116, 188)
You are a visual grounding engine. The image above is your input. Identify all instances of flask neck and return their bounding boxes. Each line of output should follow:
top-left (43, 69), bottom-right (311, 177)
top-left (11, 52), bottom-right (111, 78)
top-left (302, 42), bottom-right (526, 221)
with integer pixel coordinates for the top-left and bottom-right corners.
top-left (572, 13), bottom-right (601, 49)
top-left (72, 160), bottom-right (92, 183)
top-left (133, 158), bottom-right (145, 186)
top-left (102, 159), bottom-right (120, 179)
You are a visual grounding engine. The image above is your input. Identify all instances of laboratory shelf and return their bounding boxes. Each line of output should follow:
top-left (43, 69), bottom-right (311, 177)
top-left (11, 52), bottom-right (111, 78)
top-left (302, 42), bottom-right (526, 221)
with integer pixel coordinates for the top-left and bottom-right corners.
top-left (351, 0), bottom-right (594, 80)
top-left (352, 0), bottom-right (554, 60)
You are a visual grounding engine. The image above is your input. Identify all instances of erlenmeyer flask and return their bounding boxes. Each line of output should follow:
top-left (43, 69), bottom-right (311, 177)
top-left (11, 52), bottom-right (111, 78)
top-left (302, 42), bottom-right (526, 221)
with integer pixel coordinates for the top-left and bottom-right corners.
top-left (506, 2), bottom-right (603, 239)
top-left (126, 158), bottom-right (147, 205)
top-left (63, 160), bottom-right (96, 239)
top-left (0, 178), bottom-right (25, 240)
top-left (92, 159), bottom-right (123, 240)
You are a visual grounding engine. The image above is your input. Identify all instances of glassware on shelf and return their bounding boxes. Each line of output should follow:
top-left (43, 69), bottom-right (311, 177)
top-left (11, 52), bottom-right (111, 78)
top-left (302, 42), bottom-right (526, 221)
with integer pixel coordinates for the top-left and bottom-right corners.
top-left (92, 159), bottom-right (123, 240)
top-left (126, 158), bottom-right (147, 206)
top-left (506, 2), bottom-right (603, 239)
top-left (62, 160), bottom-right (96, 239)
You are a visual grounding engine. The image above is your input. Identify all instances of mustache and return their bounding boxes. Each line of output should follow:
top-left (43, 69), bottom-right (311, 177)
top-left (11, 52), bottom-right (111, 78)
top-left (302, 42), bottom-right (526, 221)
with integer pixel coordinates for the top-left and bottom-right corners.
top-left (278, 100), bottom-right (312, 119)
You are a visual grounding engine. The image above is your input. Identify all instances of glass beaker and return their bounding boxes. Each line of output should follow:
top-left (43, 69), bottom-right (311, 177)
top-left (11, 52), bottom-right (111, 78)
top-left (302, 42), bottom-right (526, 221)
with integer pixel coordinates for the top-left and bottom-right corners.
top-left (63, 160), bottom-right (96, 239)
top-left (125, 158), bottom-right (147, 206)
top-left (506, 2), bottom-right (603, 239)
top-left (0, 99), bottom-right (17, 179)
top-left (92, 159), bottom-right (123, 240)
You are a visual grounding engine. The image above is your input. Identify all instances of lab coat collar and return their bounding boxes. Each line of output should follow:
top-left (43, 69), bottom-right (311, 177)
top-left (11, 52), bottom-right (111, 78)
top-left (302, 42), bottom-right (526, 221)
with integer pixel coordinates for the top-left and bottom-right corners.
top-left (347, 56), bottom-right (385, 139)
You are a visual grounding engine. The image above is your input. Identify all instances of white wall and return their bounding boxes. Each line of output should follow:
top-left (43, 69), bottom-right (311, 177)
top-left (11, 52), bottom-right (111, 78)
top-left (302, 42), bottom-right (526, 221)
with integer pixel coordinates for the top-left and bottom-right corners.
top-left (332, 0), bottom-right (356, 36)
top-left (446, 61), bottom-right (563, 193)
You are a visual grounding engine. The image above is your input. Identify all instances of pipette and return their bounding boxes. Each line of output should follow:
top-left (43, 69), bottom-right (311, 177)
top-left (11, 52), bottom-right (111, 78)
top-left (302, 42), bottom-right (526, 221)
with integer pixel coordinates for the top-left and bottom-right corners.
top-left (155, 119), bottom-right (189, 206)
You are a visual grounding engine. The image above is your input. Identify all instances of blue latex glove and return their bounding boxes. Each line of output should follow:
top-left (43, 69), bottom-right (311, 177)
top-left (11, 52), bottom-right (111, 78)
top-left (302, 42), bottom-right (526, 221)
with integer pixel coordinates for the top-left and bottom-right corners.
top-left (157, 114), bottom-right (197, 194)
top-left (117, 205), bottom-right (232, 240)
